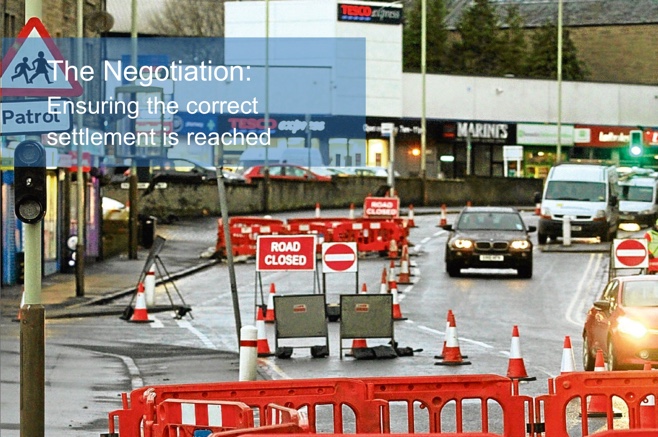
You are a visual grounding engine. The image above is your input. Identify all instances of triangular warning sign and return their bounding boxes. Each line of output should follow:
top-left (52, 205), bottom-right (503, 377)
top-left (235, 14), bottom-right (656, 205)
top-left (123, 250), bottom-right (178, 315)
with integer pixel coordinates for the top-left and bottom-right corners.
top-left (1, 17), bottom-right (83, 97)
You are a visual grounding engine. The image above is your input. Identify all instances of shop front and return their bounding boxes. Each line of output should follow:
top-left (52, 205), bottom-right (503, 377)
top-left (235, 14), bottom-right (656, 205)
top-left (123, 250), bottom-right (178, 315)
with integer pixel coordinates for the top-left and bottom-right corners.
top-left (517, 123), bottom-right (573, 179)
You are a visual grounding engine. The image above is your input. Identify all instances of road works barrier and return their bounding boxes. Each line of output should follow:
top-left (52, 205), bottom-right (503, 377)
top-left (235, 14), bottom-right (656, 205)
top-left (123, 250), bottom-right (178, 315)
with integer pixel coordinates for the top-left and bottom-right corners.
top-left (104, 371), bottom-right (658, 437)
top-left (215, 215), bottom-right (410, 260)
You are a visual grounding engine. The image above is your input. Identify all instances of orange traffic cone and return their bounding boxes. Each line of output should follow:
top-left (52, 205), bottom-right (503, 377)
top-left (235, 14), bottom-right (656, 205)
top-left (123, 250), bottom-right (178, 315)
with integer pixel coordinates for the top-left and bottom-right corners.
top-left (586, 350), bottom-right (620, 417)
top-left (388, 260), bottom-right (396, 290)
top-left (506, 325), bottom-right (536, 381)
top-left (265, 283), bottom-right (276, 323)
top-left (129, 283), bottom-right (153, 323)
top-left (350, 284), bottom-right (370, 353)
top-left (435, 312), bottom-right (470, 366)
top-left (434, 310), bottom-right (466, 360)
top-left (560, 336), bottom-right (576, 373)
top-left (256, 306), bottom-right (273, 357)
top-left (407, 204), bottom-right (417, 228)
top-left (640, 362), bottom-right (656, 428)
top-left (388, 238), bottom-right (399, 259)
top-left (534, 202), bottom-right (541, 216)
top-left (379, 268), bottom-right (388, 294)
top-left (315, 202), bottom-right (321, 218)
top-left (349, 203), bottom-right (355, 220)
top-left (390, 280), bottom-right (407, 321)
top-left (438, 204), bottom-right (447, 227)
top-left (397, 245), bottom-right (412, 284)
top-left (15, 288), bottom-right (25, 321)
top-left (466, 200), bottom-right (472, 207)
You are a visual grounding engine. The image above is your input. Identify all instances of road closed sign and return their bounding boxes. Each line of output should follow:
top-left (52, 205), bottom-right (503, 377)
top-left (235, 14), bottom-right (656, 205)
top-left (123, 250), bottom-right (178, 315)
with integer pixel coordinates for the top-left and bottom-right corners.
top-left (256, 235), bottom-right (317, 271)
top-left (363, 196), bottom-right (399, 218)
top-left (613, 238), bottom-right (649, 269)
top-left (322, 242), bottom-right (358, 273)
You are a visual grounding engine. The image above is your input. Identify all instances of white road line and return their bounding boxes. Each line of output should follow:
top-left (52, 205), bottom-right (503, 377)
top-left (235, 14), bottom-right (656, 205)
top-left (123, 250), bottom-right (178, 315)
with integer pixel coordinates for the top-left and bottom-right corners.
top-left (565, 253), bottom-right (602, 327)
top-left (150, 316), bottom-right (164, 328)
top-left (420, 237), bottom-right (431, 244)
top-left (417, 324), bottom-right (494, 349)
top-left (101, 352), bottom-right (143, 389)
top-left (176, 319), bottom-right (217, 349)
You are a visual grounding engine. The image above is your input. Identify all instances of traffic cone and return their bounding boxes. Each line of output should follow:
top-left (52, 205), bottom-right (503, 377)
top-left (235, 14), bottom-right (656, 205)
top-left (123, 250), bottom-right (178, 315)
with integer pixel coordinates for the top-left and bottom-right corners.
top-left (390, 281), bottom-right (407, 321)
top-left (397, 245), bottom-right (412, 284)
top-left (435, 312), bottom-right (470, 366)
top-left (466, 200), bottom-right (472, 207)
top-left (15, 288), bottom-right (25, 321)
top-left (388, 260), bottom-right (396, 290)
top-left (129, 283), bottom-right (153, 323)
top-left (586, 350), bottom-right (620, 417)
top-left (256, 306), bottom-right (273, 357)
top-left (640, 362), bottom-right (656, 428)
top-left (349, 203), bottom-right (355, 220)
top-left (350, 284), bottom-right (369, 352)
top-left (388, 238), bottom-right (399, 259)
top-left (379, 268), bottom-right (388, 294)
top-left (265, 283), bottom-right (276, 323)
top-left (315, 202), bottom-right (321, 218)
top-left (534, 202), bottom-right (541, 216)
top-left (434, 309), bottom-right (458, 360)
top-left (144, 263), bottom-right (156, 308)
top-left (560, 336), bottom-right (576, 373)
top-left (407, 204), bottom-right (417, 228)
top-left (506, 325), bottom-right (536, 381)
top-left (438, 204), bottom-right (447, 227)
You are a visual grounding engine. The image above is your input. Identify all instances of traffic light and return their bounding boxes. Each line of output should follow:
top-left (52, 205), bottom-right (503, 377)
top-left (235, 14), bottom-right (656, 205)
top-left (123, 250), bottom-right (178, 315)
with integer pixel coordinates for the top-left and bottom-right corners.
top-left (14, 140), bottom-right (47, 224)
top-left (629, 130), bottom-right (644, 157)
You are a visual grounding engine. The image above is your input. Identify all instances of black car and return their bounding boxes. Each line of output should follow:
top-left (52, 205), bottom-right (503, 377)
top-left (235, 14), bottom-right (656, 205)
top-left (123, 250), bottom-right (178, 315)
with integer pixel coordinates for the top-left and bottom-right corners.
top-left (441, 206), bottom-right (536, 278)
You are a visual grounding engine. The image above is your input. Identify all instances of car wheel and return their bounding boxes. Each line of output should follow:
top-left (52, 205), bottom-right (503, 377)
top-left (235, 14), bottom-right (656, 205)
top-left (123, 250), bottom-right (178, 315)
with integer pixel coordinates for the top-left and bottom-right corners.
top-left (537, 232), bottom-right (547, 245)
top-left (446, 262), bottom-right (461, 277)
top-left (582, 334), bottom-right (594, 371)
top-left (606, 340), bottom-right (619, 370)
top-left (518, 263), bottom-right (533, 279)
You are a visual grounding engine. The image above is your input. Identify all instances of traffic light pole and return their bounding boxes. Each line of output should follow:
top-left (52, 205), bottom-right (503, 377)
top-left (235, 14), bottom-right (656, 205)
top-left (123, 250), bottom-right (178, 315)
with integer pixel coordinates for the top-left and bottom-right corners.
top-left (20, 223), bottom-right (45, 437)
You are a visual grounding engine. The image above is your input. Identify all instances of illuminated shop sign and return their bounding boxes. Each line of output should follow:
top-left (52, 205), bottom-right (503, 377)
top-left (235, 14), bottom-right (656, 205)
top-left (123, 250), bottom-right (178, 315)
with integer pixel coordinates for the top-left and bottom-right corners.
top-left (443, 121), bottom-right (515, 144)
top-left (337, 3), bottom-right (403, 25)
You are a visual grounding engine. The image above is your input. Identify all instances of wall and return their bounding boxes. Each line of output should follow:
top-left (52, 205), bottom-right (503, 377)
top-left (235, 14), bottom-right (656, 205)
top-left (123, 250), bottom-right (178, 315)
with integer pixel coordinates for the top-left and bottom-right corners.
top-left (102, 176), bottom-right (544, 218)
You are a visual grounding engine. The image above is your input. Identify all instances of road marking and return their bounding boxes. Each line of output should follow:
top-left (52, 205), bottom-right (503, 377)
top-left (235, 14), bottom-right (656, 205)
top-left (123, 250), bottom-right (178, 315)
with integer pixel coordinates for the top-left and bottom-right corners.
top-left (150, 316), bottom-right (164, 328)
top-left (417, 324), bottom-right (494, 349)
top-left (565, 253), bottom-right (602, 327)
top-left (101, 352), bottom-right (143, 389)
top-left (176, 319), bottom-right (216, 349)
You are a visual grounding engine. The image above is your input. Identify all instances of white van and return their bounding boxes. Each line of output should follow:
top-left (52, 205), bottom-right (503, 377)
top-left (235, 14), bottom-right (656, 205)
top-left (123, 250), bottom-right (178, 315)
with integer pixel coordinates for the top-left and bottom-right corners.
top-left (537, 163), bottom-right (620, 244)
top-left (618, 175), bottom-right (658, 228)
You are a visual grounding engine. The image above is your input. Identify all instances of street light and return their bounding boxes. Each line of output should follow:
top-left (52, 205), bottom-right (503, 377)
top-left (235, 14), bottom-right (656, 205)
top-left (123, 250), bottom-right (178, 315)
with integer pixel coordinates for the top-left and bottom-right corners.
top-left (556, 0), bottom-right (563, 164)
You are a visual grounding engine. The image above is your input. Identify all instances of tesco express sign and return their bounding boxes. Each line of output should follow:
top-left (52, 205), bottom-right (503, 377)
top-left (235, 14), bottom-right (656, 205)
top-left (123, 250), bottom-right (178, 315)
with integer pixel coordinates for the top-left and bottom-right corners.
top-left (256, 235), bottom-right (317, 271)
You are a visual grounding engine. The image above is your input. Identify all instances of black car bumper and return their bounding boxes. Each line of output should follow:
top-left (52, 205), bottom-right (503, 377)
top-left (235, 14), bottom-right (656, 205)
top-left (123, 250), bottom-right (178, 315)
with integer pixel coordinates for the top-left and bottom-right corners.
top-left (538, 218), bottom-right (608, 238)
top-left (445, 250), bottom-right (532, 269)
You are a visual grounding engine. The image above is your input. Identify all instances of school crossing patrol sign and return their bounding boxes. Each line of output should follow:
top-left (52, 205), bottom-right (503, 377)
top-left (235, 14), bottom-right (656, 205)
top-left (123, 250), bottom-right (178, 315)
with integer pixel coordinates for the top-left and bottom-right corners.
top-left (1, 17), bottom-right (83, 97)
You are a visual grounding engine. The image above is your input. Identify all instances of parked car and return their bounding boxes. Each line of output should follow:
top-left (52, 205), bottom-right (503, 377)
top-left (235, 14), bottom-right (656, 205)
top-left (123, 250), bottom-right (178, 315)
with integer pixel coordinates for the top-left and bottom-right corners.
top-left (441, 206), bottom-right (535, 278)
top-left (242, 164), bottom-right (333, 183)
top-left (119, 158), bottom-right (246, 184)
top-left (582, 275), bottom-right (658, 370)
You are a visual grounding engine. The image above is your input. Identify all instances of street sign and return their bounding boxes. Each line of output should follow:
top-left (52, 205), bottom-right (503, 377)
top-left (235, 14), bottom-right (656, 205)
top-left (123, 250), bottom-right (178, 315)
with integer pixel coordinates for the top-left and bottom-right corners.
top-left (613, 238), bottom-right (649, 269)
top-left (0, 99), bottom-right (72, 136)
top-left (0, 17), bottom-right (84, 97)
top-left (363, 196), bottom-right (400, 218)
top-left (381, 122), bottom-right (394, 137)
top-left (256, 235), bottom-right (317, 272)
top-left (322, 242), bottom-right (357, 273)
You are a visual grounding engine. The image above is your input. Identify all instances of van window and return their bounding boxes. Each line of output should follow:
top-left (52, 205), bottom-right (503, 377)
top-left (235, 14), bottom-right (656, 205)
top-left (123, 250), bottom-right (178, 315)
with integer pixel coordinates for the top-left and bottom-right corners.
top-left (619, 186), bottom-right (654, 202)
top-left (545, 181), bottom-right (606, 202)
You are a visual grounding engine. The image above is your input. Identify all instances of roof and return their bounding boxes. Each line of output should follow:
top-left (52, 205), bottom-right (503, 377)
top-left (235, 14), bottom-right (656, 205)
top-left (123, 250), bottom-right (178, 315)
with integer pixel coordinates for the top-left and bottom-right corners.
top-left (461, 206), bottom-right (520, 213)
top-left (445, 0), bottom-right (658, 28)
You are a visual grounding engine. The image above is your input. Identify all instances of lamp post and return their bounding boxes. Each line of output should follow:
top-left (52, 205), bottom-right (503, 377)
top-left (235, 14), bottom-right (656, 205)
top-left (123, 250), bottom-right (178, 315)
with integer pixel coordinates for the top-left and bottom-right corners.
top-left (420, 0), bottom-right (427, 203)
top-left (556, 0), bottom-right (563, 164)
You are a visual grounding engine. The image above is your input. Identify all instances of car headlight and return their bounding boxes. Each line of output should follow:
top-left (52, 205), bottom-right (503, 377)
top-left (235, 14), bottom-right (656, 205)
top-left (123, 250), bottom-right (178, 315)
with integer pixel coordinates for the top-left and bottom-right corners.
top-left (510, 240), bottom-right (531, 250)
top-left (594, 209), bottom-right (607, 219)
top-left (617, 316), bottom-right (648, 338)
top-left (451, 239), bottom-right (473, 249)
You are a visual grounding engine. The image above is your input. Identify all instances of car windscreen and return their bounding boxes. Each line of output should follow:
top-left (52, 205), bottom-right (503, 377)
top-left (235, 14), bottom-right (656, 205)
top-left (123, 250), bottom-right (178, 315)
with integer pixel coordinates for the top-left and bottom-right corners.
top-left (545, 181), bottom-right (606, 202)
top-left (456, 212), bottom-right (524, 231)
top-left (619, 185), bottom-right (654, 202)
top-left (622, 281), bottom-right (658, 307)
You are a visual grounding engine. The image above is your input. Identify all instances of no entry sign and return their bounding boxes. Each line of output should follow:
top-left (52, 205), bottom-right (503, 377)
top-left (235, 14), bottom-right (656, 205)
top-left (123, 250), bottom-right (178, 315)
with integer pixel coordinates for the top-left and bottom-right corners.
top-left (256, 235), bottom-right (317, 271)
top-left (322, 242), bottom-right (358, 273)
top-left (613, 238), bottom-right (649, 269)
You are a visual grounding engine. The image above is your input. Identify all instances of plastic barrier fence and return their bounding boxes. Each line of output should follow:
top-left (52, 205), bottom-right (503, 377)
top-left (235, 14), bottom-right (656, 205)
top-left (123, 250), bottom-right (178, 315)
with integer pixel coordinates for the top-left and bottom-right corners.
top-left (104, 372), bottom-right (658, 437)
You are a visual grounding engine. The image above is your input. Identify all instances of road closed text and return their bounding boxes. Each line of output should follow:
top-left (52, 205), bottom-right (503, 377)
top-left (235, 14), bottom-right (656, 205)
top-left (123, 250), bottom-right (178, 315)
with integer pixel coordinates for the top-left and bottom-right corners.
top-left (256, 236), bottom-right (316, 271)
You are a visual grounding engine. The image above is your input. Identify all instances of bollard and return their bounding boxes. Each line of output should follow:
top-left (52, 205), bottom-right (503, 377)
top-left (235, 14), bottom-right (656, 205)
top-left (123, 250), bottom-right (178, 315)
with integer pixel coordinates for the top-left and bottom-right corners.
top-left (238, 325), bottom-right (258, 381)
top-left (562, 215), bottom-right (572, 247)
top-left (144, 263), bottom-right (156, 307)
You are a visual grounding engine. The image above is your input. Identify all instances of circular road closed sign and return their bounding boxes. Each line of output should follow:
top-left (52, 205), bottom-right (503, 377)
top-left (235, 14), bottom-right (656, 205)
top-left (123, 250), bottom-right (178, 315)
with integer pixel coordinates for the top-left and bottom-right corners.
top-left (614, 239), bottom-right (648, 269)
top-left (322, 242), bottom-right (358, 273)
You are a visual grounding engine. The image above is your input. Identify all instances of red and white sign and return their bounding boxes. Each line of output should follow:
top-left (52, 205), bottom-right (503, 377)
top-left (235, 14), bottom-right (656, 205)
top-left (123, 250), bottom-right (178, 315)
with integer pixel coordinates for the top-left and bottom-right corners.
top-left (256, 235), bottom-right (317, 272)
top-left (0, 17), bottom-right (83, 97)
top-left (363, 196), bottom-right (399, 218)
top-left (322, 242), bottom-right (358, 273)
top-left (613, 238), bottom-right (649, 269)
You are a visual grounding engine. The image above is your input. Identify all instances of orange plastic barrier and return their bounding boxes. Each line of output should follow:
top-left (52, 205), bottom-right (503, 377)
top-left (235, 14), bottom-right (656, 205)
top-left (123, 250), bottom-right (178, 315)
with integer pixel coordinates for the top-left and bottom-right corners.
top-left (211, 404), bottom-right (311, 437)
top-left (216, 217), bottom-right (289, 258)
top-left (536, 370), bottom-right (658, 437)
top-left (152, 399), bottom-right (255, 437)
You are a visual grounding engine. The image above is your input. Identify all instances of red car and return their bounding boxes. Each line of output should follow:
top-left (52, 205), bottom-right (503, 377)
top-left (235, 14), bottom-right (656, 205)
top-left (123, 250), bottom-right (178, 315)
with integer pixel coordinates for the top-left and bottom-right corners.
top-left (582, 275), bottom-right (658, 370)
top-left (242, 164), bottom-right (333, 183)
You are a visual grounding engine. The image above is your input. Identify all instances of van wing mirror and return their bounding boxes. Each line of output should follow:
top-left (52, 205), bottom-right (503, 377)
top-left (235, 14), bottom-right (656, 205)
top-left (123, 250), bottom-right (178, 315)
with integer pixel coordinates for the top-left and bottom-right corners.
top-left (527, 225), bottom-right (537, 233)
